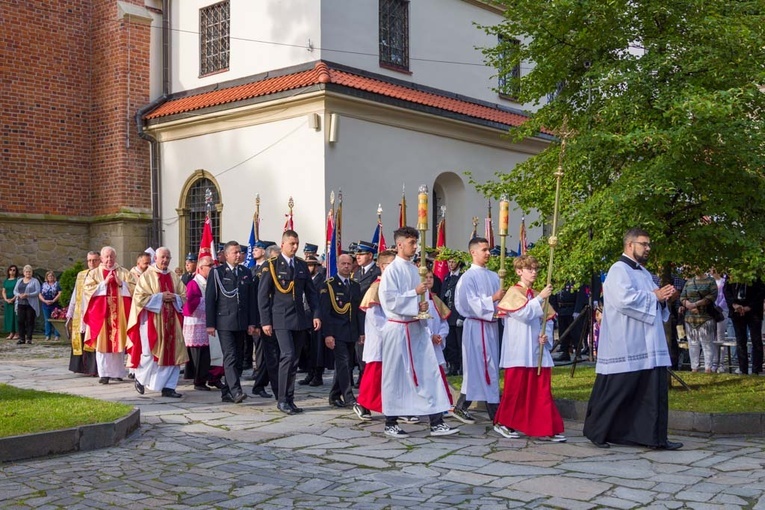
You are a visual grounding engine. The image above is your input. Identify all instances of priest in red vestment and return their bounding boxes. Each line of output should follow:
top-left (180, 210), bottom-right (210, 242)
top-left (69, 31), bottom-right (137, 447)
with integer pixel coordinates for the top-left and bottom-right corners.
top-left (82, 246), bottom-right (136, 384)
top-left (127, 247), bottom-right (187, 398)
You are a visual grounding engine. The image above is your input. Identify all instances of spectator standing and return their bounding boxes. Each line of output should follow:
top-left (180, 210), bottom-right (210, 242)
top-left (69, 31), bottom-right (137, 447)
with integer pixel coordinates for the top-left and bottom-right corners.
top-left (14, 265), bottom-right (41, 344)
top-left (724, 279), bottom-right (765, 375)
top-left (3, 265), bottom-right (19, 339)
top-left (679, 270), bottom-right (718, 373)
top-left (40, 271), bottom-right (62, 341)
top-left (440, 258), bottom-right (464, 376)
top-left (710, 269), bottom-right (729, 372)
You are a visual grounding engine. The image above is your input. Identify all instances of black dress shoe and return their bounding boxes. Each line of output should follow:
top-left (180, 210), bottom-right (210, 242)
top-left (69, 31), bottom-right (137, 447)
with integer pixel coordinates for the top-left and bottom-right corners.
top-left (288, 401), bottom-right (303, 413)
top-left (233, 392), bottom-right (248, 404)
top-left (655, 441), bottom-right (683, 450)
top-left (16, 339), bottom-right (25, 345)
top-left (591, 440), bottom-right (610, 449)
top-left (297, 376), bottom-right (312, 386)
top-left (112, 377), bottom-right (123, 382)
top-left (161, 388), bottom-right (182, 398)
top-left (277, 402), bottom-right (296, 415)
top-left (221, 392), bottom-right (235, 403)
top-left (194, 384), bottom-right (211, 391)
top-left (99, 377), bottom-right (110, 384)
top-left (308, 377), bottom-right (323, 387)
top-left (134, 380), bottom-right (145, 395)
top-left (209, 380), bottom-right (226, 390)
top-left (127, 372), bottom-right (135, 379)
top-left (252, 388), bottom-right (273, 398)
top-left (329, 399), bottom-right (346, 408)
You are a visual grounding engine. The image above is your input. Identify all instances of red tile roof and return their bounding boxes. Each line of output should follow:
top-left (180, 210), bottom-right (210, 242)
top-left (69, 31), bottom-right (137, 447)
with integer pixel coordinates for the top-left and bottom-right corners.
top-left (144, 61), bottom-right (531, 130)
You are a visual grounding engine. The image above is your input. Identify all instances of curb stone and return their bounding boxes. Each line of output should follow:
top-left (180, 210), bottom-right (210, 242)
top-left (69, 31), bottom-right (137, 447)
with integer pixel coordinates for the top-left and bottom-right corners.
top-left (0, 408), bottom-right (140, 463)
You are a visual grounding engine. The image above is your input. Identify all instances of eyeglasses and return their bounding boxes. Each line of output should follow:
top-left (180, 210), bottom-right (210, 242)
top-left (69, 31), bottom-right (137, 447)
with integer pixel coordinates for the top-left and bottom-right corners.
top-left (633, 241), bottom-right (652, 248)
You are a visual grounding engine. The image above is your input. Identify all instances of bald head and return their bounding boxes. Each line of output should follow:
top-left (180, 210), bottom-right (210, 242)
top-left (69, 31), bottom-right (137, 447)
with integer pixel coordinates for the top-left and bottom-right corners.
top-left (337, 253), bottom-right (353, 278)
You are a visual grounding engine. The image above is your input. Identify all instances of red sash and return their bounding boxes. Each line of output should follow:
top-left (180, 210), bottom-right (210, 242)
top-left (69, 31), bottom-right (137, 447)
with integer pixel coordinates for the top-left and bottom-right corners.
top-left (467, 317), bottom-right (496, 385)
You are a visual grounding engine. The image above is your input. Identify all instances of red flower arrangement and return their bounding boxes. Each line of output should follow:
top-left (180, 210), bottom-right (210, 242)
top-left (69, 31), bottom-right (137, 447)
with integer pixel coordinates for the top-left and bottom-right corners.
top-left (50, 308), bottom-right (68, 320)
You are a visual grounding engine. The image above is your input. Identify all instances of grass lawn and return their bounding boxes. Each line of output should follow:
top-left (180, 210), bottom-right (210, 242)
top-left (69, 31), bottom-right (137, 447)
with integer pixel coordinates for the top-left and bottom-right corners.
top-left (449, 366), bottom-right (765, 414)
top-left (0, 384), bottom-right (134, 438)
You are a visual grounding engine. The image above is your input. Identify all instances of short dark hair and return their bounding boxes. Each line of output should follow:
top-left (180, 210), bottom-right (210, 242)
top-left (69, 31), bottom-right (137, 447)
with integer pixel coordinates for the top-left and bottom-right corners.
top-left (623, 228), bottom-right (650, 246)
top-left (224, 240), bottom-right (240, 252)
top-left (282, 229), bottom-right (299, 240)
top-left (393, 226), bottom-right (419, 243)
top-left (469, 236), bottom-right (489, 251)
top-left (6, 265), bottom-right (18, 278)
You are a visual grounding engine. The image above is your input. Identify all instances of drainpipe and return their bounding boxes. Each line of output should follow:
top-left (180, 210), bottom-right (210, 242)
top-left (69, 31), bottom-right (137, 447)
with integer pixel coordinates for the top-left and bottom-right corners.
top-left (136, 0), bottom-right (171, 248)
top-left (136, 98), bottom-right (166, 248)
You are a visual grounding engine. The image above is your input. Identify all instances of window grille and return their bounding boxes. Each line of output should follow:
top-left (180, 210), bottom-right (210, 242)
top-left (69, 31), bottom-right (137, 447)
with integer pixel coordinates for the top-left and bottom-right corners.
top-left (200, 1), bottom-right (230, 76)
top-left (379, 0), bottom-right (409, 71)
top-left (185, 178), bottom-right (220, 257)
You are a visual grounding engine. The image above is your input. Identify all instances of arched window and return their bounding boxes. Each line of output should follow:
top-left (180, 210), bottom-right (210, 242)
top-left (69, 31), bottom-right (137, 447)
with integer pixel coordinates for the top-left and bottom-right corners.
top-left (178, 172), bottom-right (222, 258)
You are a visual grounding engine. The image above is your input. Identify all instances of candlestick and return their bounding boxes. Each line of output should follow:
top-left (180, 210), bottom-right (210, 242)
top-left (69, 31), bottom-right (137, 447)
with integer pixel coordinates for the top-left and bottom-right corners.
top-left (417, 184), bottom-right (431, 319)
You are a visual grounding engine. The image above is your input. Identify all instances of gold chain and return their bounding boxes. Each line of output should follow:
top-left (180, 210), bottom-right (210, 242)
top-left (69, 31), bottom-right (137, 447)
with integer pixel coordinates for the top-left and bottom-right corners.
top-left (327, 279), bottom-right (351, 315)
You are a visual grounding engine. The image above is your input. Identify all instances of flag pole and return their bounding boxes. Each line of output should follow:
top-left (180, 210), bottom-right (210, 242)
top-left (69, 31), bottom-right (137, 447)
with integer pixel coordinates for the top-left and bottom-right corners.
top-left (377, 204), bottom-right (383, 253)
top-left (537, 120), bottom-right (570, 375)
top-left (254, 193), bottom-right (260, 240)
top-left (498, 195), bottom-right (509, 290)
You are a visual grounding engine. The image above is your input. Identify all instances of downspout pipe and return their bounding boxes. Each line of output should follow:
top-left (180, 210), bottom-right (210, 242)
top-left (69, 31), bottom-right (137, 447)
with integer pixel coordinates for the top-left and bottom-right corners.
top-left (136, 97), bottom-right (167, 249)
top-left (136, 0), bottom-right (171, 249)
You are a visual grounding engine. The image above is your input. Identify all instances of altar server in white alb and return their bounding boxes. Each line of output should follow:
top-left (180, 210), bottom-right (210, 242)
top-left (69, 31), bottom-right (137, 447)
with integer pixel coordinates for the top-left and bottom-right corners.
top-left (423, 268), bottom-right (453, 406)
top-left (378, 227), bottom-right (458, 438)
top-left (583, 228), bottom-right (682, 450)
top-left (126, 247), bottom-right (188, 398)
top-left (451, 237), bottom-right (504, 426)
top-left (495, 254), bottom-right (565, 442)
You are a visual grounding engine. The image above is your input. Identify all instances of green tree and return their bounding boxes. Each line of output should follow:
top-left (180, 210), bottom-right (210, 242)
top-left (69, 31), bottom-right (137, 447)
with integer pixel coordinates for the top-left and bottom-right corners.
top-left (58, 262), bottom-right (84, 309)
top-left (479, 0), bottom-right (765, 284)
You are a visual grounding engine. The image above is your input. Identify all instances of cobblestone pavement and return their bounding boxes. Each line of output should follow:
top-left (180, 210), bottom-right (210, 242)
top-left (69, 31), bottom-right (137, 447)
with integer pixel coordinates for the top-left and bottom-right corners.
top-left (2, 341), bottom-right (765, 509)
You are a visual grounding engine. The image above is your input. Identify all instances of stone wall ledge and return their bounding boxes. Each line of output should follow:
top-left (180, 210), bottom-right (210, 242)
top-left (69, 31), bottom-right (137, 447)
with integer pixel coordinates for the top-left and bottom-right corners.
top-left (555, 398), bottom-right (765, 435)
top-left (0, 408), bottom-right (140, 463)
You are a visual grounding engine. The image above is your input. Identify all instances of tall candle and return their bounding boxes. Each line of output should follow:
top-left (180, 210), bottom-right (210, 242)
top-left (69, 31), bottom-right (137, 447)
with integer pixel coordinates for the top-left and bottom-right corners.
top-left (499, 195), bottom-right (509, 236)
top-left (417, 185), bottom-right (428, 231)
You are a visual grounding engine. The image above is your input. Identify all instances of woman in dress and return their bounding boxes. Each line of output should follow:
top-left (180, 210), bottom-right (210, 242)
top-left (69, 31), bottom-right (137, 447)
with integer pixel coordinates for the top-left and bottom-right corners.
top-left (3, 265), bottom-right (19, 339)
top-left (13, 265), bottom-right (41, 344)
top-left (40, 270), bottom-right (62, 341)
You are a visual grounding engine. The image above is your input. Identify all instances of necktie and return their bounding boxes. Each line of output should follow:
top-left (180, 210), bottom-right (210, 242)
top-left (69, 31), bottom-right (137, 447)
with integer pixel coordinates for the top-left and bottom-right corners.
top-left (343, 278), bottom-right (350, 293)
top-left (288, 259), bottom-right (294, 279)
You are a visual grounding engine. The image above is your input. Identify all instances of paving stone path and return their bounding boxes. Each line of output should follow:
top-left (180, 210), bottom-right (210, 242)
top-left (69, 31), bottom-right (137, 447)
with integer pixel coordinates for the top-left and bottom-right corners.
top-left (1, 341), bottom-right (765, 509)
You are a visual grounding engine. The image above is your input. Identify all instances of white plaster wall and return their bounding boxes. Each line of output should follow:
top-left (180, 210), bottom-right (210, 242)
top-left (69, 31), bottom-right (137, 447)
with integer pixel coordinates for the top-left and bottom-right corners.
top-left (159, 116), bottom-right (326, 256)
top-left (323, 115), bottom-right (542, 253)
top-left (321, 0), bottom-right (521, 109)
top-left (171, 0), bottom-right (321, 92)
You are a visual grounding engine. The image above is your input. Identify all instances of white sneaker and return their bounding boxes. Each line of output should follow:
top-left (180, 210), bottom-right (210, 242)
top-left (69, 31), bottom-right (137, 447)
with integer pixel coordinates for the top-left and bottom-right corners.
top-left (538, 434), bottom-right (567, 443)
top-left (400, 416), bottom-right (420, 424)
top-left (430, 423), bottom-right (459, 436)
top-left (353, 403), bottom-right (372, 422)
top-left (493, 424), bottom-right (520, 439)
top-left (449, 407), bottom-right (476, 424)
top-left (384, 424), bottom-right (409, 438)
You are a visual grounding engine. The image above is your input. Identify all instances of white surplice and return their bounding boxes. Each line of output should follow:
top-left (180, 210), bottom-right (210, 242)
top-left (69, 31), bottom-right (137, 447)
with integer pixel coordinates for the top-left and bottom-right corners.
top-left (454, 264), bottom-right (500, 403)
top-left (596, 256), bottom-right (671, 375)
top-left (425, 294), bottom-right (449, 366)
top-left (499, 287), bottom-right (555, 368)
top-left (378, 256), bottom-right (451, 416)
top-left (362, 304), bottom-right (386, 363)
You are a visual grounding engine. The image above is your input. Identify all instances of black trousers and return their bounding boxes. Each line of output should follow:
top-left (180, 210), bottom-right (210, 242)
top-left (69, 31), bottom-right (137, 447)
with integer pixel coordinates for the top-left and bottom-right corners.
top-left (444, 325), bottom-right (463, 370)
top-left (17, 304), bottom-right (35, 341)
top-left (242, 334), bottom-right (254, 370)
top-left (330, 340), bottom-right (357, 404)
top-left (252, 333), bottom-right (279, 395)
top-left (731, 315), bottom-right (763, 375)
top-left (218, 329), bottom-right (246, 397)
top-left (274, 329), bottom-right (308, 404)
top-left (188, 346), bottom-right (212, 385)
top-left (583, 367), bottom-right (669, 447)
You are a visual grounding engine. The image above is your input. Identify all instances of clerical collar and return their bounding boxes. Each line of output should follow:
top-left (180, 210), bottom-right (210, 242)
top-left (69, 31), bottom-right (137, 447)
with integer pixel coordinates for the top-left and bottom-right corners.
top-left (619, 254), bottom-right (642, 271)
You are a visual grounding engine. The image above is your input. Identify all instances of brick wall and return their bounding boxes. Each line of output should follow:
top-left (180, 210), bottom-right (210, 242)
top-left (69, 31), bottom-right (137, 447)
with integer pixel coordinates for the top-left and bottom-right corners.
top-left (0, 0), bottom-right (153, 272)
